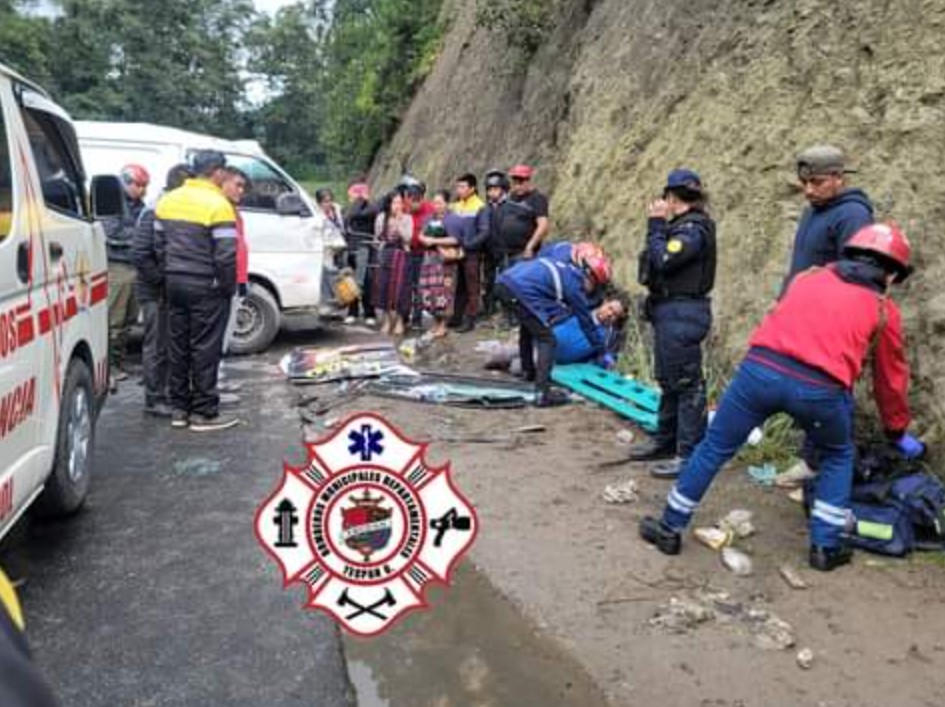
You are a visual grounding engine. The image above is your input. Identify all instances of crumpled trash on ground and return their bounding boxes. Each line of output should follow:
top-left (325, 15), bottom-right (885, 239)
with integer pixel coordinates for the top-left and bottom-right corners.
top-left (746, 608), bottom-right (797, 651)
top-left (615, 429), bottom-right (636, 445)
top-left (721, 547), bottom-right (754, 576)
top-left (747, 463), bottom-right (778, 486)
top-left (778, 564), bottom-right (809, 590)
top-left (602, 478), bottom-right (639, 504)
top-left (649, 590), bottom-right (797, 651)
top-left (774, 459), bottom-right (817, 488)
top-left (694, 526), bottom-right (733, 550)
top-left (796, 647), bottom-right (815, 669)
top-left (719, 509), bottom-right (755, 538)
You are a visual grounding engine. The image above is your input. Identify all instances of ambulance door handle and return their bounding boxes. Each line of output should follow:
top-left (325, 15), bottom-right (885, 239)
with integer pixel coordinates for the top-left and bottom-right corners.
top-left (48, 241), bottom-right (63, 262)
top-left (16, 242), bottom-right (30, 283)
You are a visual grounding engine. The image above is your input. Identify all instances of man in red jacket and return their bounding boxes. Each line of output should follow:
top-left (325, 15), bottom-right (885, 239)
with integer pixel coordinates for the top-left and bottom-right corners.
top-left (640, 224), bottom-right (923, 571)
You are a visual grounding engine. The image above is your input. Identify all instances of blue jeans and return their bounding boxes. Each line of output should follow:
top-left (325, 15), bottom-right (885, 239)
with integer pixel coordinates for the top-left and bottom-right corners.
top-left (662, 357), bottom-right (854, 548)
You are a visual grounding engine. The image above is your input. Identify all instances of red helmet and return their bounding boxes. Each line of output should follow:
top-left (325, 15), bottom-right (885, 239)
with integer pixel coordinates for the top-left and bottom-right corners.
top-left (572, 241), bottom-right (604, 267)
top-left (508, 164), bottom-right (534, 179)
top-left (120, 164), bottom-right (150, 187)
top-left (583, 254), bottom-right (612, 286)
top-left (843, 223), bottom-right (913, 282)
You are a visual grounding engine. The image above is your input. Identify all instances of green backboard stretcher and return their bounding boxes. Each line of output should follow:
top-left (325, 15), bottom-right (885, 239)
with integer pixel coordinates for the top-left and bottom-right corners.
top-left (551, 364), bottom-right (661, 431)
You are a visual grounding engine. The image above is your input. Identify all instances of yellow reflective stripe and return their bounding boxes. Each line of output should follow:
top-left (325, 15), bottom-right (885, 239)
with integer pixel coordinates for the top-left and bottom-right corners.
top-left (0, 568), bottom-right (24, 631)
top-left (156, 181), bottom-right (236, 227)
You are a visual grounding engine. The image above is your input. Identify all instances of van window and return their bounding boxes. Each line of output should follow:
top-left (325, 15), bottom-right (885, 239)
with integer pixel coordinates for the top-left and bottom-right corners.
top-left (0, 107), bottom-right (11, 241)
top-left (223, 154), bottom-right (295, 211)
top-left (20, 108), bottom-right (87, 219)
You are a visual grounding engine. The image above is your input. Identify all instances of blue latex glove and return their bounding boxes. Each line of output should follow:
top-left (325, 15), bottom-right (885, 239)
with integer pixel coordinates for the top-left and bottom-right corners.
top-left (599, 353), bottom-right (617, 370)
top-left (896, 433), bottom-right (926, 459)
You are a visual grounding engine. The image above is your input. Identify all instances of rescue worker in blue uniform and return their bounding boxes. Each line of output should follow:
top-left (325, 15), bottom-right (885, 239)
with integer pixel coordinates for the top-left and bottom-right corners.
top-left (496, 253), bottom-right (612, 406)
top-left (627, 169), bottom-right (717, 478)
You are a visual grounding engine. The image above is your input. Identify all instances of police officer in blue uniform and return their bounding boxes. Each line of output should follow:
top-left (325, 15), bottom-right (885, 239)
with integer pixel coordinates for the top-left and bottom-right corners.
top-left (628, 169), bottom-right (717, 478)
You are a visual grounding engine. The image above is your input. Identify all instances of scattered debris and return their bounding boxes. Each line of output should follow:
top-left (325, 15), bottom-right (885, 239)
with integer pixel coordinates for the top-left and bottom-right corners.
top-left (616, 429), bottom-right (636, 445)
top-left (323, 416), bottom-right (340, 429)
top-left (747, 610), bottom-right (796, 651)
top-left (796, 647), bottom-right (815, 669)
top-left (281, 343), bottom-right (407, 383)
top-left (367, 371), bottom-right (539, 408)
top-left (602, 478), bottom-right (639, 504)
top-left (747, 463), bottom-right (778, 486)
top-left (775, 460), bottom-right (816, 489)
top-left (787, 488), bottom-right (805, 504)
top-left (719, 509), bottom-right (755, 539)
top-left (648, 594), bottom-right (719, 633)
top-left (721, 547), bottom-right (754, 576)
top-left (694, 526), bottom-right (733, 550)
top-left (171, 457), bottom-right (222, 477)
top-left (778, 564), bottom-right (809, 590)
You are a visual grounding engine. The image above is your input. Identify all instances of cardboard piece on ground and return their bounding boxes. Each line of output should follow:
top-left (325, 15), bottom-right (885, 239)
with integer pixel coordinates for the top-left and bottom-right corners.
top-left (551, 363), bottom-right (660, 431)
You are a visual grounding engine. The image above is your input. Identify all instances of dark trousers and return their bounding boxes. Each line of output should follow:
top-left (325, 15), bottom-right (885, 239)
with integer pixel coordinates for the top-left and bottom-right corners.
top-left (485, 251), bottom-right (524, 324)
top-left (166, 278), bottom-right (230, 417)
top-left (408, 252), bottom-right (425, 325)
top-left (650, 298), bottom-right (711, 458)
top-left (452, 251), bottom-right (482, 320)
top-left (496, 284), bottom-right (556, 392)
top-left (662, 358), bottom-right (854, 547)
top-left (139, 297), bottom-right (168, 407)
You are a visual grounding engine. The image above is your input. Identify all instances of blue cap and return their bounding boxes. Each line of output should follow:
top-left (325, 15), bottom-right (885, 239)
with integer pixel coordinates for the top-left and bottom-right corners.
top-left (665, 168), bottom-right (702, 193)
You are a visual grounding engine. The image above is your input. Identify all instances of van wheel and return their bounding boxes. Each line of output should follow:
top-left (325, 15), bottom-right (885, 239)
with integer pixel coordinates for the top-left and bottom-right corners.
top-left (230, 283), bottom-right (281, 355)
top-left (34, 360), bottom-right (94, 517)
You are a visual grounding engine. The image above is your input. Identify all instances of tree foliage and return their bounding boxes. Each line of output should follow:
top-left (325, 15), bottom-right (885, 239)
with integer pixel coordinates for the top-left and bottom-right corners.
top-left (0, 0), bottom-right (446, 176)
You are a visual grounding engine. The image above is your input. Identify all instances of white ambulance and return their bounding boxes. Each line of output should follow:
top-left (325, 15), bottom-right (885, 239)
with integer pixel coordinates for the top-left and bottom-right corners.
top-left (0, 63), bottom-right (121, 540)
top-left (75, 121), bottom-right (348, 354)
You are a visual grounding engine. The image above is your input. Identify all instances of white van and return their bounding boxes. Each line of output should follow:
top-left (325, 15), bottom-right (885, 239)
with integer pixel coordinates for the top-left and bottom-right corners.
top-left (0, 63), bottom-right (123, 540)
top-left (75, 121), bottom-right (347, 354)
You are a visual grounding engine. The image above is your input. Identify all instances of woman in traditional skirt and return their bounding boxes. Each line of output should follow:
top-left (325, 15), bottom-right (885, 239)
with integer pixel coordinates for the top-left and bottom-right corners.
top-left (373, 191), bottom-right (414, 335)
top-left (417, 190), bottom-right (461, 338)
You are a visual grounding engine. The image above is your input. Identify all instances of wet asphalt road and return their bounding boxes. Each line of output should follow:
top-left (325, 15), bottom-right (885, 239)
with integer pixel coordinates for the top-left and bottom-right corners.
top-left (0, 331), bottom-right (354, 707)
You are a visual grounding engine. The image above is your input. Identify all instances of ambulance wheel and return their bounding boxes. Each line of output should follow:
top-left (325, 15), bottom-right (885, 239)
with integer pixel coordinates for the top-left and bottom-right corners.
top-left (230, 284), bottom-right (281, 355)
top-left (34, 360), bottom-right (94, 517)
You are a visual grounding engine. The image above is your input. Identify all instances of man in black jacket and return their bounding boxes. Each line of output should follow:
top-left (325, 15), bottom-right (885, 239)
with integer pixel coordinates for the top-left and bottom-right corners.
top-left (104, 163), bottom-right (149, 388)
top-left (155, 151), bottom-right (239, 432)
top-left (132, 164), bottom-right (192, 418)
top-left (343, 182), bottom-right (378, 326)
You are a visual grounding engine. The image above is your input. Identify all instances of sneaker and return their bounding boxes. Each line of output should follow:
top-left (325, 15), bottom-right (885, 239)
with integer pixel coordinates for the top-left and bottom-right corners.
top-left (171, 411), bottom-right (190, 429)
top-left (639, 516), bottom-right (682, 555)
top-left (364, 317), bottom-right (377, 328)
top-left (144, 402), bottom-right (173, 418)
top-left (219, 392), bottom-right (241, 406)
top-left (189, 414), bottom-right (240, 432)
top-left (113, 369), bottom-right (129, 382)
top-left (218, 380), bottom-right (243, 393)
top-left (535, 389), bottom-right (570, 408)
top-left (343, 316), bottom-right (357, 325)
top-left (650, 456), bottom-right (685, 479)
top-left (809, 545), bottom-right (853, 572)
top-left (626, 440), bottom-right (676, 462)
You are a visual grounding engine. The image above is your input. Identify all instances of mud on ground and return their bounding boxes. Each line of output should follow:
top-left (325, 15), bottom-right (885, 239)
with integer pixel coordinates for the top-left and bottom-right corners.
top-left (302, 327), bottom-right (945, 707)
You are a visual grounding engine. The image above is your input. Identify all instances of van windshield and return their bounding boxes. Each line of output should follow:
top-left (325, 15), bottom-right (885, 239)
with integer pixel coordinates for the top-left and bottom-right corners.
top-left (222, 153), bottom-right (294, 212)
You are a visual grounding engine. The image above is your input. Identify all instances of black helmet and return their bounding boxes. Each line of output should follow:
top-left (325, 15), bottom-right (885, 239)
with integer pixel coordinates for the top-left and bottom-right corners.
top-left (484, 169), bottom-right (510, 191)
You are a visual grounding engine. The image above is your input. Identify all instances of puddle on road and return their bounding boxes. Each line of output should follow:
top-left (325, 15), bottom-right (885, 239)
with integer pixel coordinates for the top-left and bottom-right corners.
top-left (345, 563), bottom-right (608, 707)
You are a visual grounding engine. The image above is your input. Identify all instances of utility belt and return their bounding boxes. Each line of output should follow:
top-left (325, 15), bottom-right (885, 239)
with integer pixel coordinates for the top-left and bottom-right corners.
top-left (642, 293), bottom-right (709, 321)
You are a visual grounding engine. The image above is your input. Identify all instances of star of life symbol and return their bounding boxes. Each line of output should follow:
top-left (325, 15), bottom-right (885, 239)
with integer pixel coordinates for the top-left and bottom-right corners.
top-left (255, 412), bottom-right (478, 636)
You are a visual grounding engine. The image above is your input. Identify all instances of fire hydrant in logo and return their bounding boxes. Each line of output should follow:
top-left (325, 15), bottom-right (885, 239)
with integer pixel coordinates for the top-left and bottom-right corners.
top-left (255, 413), bottom-right (478, 636)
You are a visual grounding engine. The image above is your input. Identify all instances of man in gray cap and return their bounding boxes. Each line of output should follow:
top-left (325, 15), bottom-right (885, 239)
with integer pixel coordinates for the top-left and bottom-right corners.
top-left (784, 145), bottom-right (874, 288)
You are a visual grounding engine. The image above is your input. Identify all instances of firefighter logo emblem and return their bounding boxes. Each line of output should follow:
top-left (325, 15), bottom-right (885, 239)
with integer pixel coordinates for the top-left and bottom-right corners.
top-left (255, 413), bottom-right (478, 636)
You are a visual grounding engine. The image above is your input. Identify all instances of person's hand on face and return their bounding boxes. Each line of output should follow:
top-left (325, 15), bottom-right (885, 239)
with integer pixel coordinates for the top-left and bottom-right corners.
top-left (647, 198), bottom-right (670, 219)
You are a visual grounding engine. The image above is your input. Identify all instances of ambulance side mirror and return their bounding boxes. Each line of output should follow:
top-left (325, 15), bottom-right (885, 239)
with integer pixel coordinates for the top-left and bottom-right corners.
top-left (90, 175), bottom-right (124, 219)
top-left (276, 192), bottom-right (309, 217)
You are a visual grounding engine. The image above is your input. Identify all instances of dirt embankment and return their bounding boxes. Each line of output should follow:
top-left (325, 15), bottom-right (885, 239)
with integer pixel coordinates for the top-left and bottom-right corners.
top-left (372, 0), bottom-right (945, 443)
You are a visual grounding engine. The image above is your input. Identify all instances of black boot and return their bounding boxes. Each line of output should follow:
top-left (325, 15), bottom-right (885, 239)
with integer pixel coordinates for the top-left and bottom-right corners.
top-left (626, 439), bottom-right (676, 462)
top-left (457, 315), bottom-right (476, 333)
top-left (639, 516), bottom-right (682, 555)
top-left (535, 388), bottom-right (570, 408)
top-left (809, 545), bottom-right (853, 572)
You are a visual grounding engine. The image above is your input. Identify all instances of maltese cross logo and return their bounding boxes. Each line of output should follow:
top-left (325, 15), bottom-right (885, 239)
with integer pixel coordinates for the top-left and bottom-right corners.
top-left (254, 412), bottom-right (478, 636)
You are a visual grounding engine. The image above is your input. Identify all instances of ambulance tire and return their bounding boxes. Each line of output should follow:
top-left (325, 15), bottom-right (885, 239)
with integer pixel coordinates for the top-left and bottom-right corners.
top-left (34, 360), bottom-right (94, 518)
top-left (229, 283), bottom-right (281, 355)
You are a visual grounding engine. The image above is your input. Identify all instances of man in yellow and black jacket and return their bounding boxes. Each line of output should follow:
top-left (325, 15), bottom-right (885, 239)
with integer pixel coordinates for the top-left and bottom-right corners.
top-left (155, 150), bottom-right (240, 432)
top-left (0, 569), bottom-right (59, 706)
